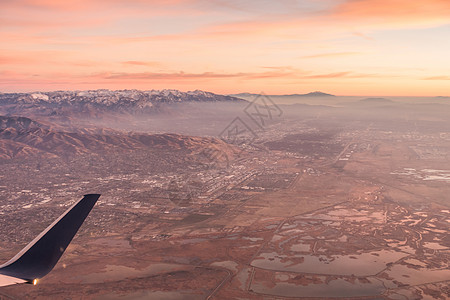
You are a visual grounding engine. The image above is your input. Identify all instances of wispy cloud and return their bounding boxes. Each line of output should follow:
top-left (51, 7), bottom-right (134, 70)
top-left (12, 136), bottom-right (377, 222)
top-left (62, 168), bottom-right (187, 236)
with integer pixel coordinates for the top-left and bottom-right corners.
top-left (303, 72), bottom-right (390, 79)
top-left (1, 0), bottom-right (450, 95)
top-left (0, 55), bottom-right (35, 65)
top-left (89, 70), bottom-right (295, 81)
top-left (121, 61), bottom-right (161, 67)
top-left (301, 52), bottom-right (362, 59)
top-left (351, 32), bottom-right (374, 41)
top-left (2, 0), bottom-right (196, 12)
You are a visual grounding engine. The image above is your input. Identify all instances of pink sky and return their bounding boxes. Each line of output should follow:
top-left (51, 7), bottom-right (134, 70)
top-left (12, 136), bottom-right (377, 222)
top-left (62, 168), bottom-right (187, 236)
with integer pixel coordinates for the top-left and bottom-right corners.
top-left (1, 0), bottom-right (449, 96)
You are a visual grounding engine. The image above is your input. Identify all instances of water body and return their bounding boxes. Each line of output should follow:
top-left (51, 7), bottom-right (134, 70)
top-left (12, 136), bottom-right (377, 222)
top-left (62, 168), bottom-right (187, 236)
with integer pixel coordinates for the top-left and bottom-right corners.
top-left (383, 264), bottom-right (450, 286)
top-left (95, 290), bottom-right (201, 300)
top-left (391, 168), bottom-right (450, 183)
top-left (251, 249), bottom-right (408, 276)
top-left (290, 243), bottom-right (311, 252)
top-left (251, 275), bottom-right (385, 298)
top-left (302, 208), bottom-right (384, 223)
top-left (74, 263), bottom-right (191, 284)
top-left (423, 242), bottom-right (448, 250)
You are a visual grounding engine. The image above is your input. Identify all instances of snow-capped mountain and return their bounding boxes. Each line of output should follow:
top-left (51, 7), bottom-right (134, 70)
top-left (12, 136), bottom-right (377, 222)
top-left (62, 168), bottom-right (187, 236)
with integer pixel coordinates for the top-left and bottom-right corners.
top-left (0, 89), bottom-right (244, 109)
top-left (0, 89), bottom-right (250, 139)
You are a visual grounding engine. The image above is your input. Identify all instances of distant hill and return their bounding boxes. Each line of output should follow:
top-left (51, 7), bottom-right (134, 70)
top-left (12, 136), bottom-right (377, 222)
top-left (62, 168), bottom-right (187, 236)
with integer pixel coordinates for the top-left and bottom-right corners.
top-left (358, 98), bottom-right (395, 105)
top-left (287, 91), bottom-right (336, 97)
top-left (231, 93), bottom-right (256, 98)
top-left (230, 91), bottom-right (336, 98)
top-left (336, 97), bottom-right (396, 108)
top-left (0, 116), bottom-right (49, 131)
top-left (0, 115), bottom-right (237, 160)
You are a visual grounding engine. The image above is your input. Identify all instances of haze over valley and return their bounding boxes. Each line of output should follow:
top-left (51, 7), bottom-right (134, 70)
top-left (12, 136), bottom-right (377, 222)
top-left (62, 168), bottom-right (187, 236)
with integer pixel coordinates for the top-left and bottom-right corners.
top-left (0, 89), bottom-right (449, 299)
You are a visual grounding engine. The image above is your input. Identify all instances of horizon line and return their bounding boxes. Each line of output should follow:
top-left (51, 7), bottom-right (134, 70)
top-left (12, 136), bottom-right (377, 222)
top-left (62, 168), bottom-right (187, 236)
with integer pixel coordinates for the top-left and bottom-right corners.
top-left (0, 89), bottom-right (447, 98)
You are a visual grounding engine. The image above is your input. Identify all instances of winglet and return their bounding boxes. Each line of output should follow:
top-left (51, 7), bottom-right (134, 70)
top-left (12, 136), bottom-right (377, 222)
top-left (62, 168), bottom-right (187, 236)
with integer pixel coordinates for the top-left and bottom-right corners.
top-left (0, 194), bottom-right (100, 282)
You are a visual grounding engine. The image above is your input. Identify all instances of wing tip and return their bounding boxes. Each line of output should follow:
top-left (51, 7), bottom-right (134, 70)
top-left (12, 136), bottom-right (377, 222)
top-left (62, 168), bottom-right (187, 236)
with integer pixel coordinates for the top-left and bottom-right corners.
top-left (83, 193), bottom-right (101, 198)
top-left (82, 194), bottom-right (101, 204)
top-left (0, 194), bottom-right (101, 283)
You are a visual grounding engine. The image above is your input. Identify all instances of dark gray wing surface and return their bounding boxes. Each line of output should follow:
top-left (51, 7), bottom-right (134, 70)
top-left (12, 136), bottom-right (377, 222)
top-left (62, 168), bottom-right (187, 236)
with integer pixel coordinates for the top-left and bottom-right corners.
top-left (0, 194), bottom-right (100, 282)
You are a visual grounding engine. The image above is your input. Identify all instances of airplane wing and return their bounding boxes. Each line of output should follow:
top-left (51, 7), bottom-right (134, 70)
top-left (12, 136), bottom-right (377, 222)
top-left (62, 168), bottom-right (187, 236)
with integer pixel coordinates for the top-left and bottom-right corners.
top-left (0, 194), bottom-right (100, 287)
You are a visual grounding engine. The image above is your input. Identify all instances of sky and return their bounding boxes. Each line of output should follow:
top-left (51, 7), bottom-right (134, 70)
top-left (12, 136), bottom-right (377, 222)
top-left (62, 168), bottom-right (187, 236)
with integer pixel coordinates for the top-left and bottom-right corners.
top-left (1, 0), bottom-right (449, 96)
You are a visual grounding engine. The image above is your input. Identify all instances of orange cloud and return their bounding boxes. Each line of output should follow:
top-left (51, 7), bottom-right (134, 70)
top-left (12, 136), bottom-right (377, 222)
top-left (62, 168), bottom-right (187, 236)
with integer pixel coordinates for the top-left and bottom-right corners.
top-left (0, 49), bottom-right (90, 66)
top-left (101, 71), bottom-right (243, 80)
top-left (79, 69), bottom-right (388, 82)
top-left (303, 72), bottom-right (389, 79)
top-left (304, 72), bottom-right (351, 79)
top-left (88, 70), bottom-right (295, 81)
top-left (197, 0), bottom-right (450, 41)
top-left (1, 0), bottom-right (449, 96)
top-left (424, 76), bottom-right (450, 80)
top-left (333, 0), bottom-right (450, 28)
top-left (0, 55), bottom-right (35, 65)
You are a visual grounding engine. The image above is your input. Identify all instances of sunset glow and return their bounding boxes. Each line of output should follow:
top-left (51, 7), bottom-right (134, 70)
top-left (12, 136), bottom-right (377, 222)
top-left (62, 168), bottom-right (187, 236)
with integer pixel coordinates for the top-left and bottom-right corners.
top-left (1, 0), bottom-right (449, 96)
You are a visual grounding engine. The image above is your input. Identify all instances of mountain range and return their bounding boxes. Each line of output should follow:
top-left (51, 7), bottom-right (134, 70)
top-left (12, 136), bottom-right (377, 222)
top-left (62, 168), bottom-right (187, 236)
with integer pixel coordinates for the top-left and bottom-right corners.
top-left (0, 89), bottom-right (245, 118)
